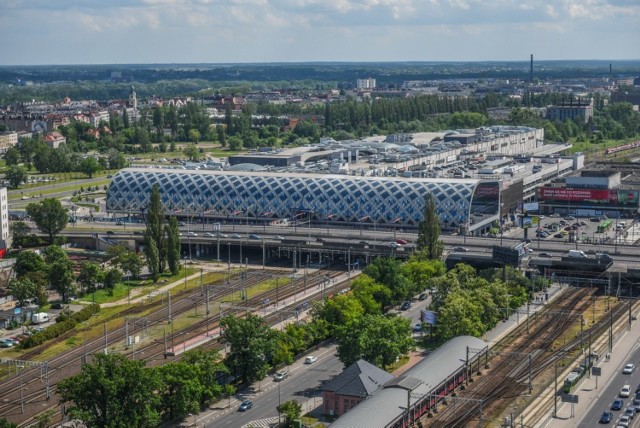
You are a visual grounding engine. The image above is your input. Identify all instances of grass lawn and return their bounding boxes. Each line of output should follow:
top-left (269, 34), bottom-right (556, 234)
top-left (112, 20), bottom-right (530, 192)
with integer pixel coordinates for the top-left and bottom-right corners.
top-left (9, 179), bottom-right (111, 201)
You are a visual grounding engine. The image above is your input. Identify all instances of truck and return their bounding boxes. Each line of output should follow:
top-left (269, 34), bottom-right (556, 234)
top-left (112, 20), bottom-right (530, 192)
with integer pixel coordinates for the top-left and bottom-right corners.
top-left (31, 312), bottom-right (50, 324)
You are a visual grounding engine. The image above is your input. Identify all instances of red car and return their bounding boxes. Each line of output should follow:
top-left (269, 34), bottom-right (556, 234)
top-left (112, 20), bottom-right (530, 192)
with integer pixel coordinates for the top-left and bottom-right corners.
top-left (396, 239), bottom-right (408, 245)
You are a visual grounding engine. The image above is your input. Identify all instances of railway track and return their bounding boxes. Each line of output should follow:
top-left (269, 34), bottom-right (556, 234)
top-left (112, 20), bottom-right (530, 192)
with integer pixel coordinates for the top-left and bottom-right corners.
top-left (428, 286), bottom-right (597, 427)
top-left (1, 265), bottom-right (347, 426)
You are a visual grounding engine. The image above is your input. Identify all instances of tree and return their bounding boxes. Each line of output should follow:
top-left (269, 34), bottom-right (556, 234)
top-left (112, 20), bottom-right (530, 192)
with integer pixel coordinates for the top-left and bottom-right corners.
top-left (181, 349), bottom-right (228, 406)
top-left (220, 314), bottom-right (277, 383)
top-left (0, 418), bottom-right (18, 428)
top-left (144, 236), bottom-right (161, 282)
top-left (279, 400), bottom-right (302, 427)
top-left (79, 157), bottom-right (102, 178)
top-left (10, 221), bottom-right (31, 247)
top-left (15, 250), bottom-right (46, 278)
top-left (165, 217), bottom-right (181, 275)
top-left (57, 353), bottom-right (161, 428)
top-left (4, 146), bottom-right (20, 166)
top-left (122, 109), bottom-right (130, 129)
top-left (8, 278), bottom-right (39, 306)
top-left (48, 260), bottom-right (76, 303)
top-left (313, 294), bottom-right (364, 332)
top-left (336, 314), bottom-right (413, 368)
top-left (77, 261), bottom-right (104, 294)
top-left (188, 129), bottom-right (201, 143)
top-left (157, 362), bottom-right (202, 420)
top-left (350, 274), bottom-right (391, 315)
top-left (120, 251), bottom-right (144, 279)
top-left (103, 268), bottom-right (123, 296)
top-left (183, 143), bottom-right (201, 161)
top-left (416, 193), bottom-right (444, 260)
top-left (144, 184), bottom-right (166, 274)
top-left (362, 257), bottom-right (412, 305)
top-left (26, 198), bottom-right (68, 243)
top-left (5, 165), bottom-right (27, 189)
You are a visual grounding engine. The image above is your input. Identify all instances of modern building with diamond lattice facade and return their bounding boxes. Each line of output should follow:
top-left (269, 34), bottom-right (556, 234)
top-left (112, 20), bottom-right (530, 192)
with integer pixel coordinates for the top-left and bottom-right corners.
top-left (106, 168), bottom-right (500, 232)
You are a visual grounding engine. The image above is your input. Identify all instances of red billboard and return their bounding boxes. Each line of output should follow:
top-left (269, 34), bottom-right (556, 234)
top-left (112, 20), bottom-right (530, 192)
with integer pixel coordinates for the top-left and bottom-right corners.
top-left (539, 188), bottom-right (614, 203)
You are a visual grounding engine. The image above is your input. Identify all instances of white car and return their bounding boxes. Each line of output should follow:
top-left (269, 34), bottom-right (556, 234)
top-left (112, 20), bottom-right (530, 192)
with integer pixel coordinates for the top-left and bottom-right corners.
top-left (621, 384), bottom-right (631, 397)
top-left (623, 363), bottom-right (635, 374)
top-left (304, 356), bottom-right (318, 364)
top-left (389, 242), bottom-right (402, 248)
top-left (187, 231), bottom-right (198, 236)
top-left (204, 232), bottom-right (216, 237)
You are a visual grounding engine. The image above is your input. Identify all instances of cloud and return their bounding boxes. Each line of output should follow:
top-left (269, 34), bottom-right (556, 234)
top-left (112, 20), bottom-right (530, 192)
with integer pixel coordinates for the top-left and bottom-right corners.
top-left (0, 0), bottom-right (638, 64)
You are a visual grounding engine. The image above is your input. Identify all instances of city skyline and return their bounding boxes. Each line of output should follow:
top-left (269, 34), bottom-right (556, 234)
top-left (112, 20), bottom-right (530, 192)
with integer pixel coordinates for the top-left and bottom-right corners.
top-left (0, 0), bottom-right (639, 66)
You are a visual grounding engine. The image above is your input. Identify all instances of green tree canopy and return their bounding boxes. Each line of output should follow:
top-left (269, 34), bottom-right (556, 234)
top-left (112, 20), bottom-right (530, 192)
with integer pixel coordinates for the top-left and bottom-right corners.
top-left (416, 193), bottom-right (444, 260)
top-left (336, 314), bottom-right (414, 368)
top-left (15, 250), bottom-right (46, 278)
top-left (79, 156), bottom-right (102, 178)
top-left (165, 216), bottom-right (181, 275)
top-left (5, 165), bottom-right (27, 189)
top-left (220, 313), bottom-right (277, 383)
top-left (26, 198), bottom-right (68, 243)
top-left (57, 353), bottom-right (161, 428)
top-left (77, 261), bottom-right (104, 294)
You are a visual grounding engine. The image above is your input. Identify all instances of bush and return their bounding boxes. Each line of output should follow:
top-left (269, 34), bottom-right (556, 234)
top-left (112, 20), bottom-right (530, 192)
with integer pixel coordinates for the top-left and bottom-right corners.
top-left (20, 304), bottom-right (100, 349)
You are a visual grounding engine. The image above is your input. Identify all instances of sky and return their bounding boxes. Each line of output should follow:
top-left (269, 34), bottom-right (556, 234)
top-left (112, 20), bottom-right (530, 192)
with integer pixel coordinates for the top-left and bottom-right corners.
top-left (0, 0), bottom-right (639, 65)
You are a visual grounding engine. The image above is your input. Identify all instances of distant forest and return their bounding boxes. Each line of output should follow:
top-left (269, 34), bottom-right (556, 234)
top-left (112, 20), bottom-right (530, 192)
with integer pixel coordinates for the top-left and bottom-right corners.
top-left (0, 60), bottom-right (639, 103)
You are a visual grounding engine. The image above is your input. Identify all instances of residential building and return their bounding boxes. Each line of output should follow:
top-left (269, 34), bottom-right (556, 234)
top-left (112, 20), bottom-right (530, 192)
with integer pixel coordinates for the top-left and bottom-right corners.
top-left (0, 131), bottom-right (18, 149)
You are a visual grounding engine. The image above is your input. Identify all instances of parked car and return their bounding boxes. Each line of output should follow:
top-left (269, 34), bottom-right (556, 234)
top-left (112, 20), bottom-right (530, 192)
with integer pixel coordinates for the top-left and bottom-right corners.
top-left (305, 356), bottom-right (318, 364)
top-left (238, 400), bottom-right (253, 411)
top-left (0, 339), bottom-right (14, 348)
top-left (453, 246), bottom-right (468, 252)
top-left (400, 301), bottom-right (412, 310)
top-left (418, 293), bottom-right (427, 301)
top-left (413, 323), bottom-right (423, 332)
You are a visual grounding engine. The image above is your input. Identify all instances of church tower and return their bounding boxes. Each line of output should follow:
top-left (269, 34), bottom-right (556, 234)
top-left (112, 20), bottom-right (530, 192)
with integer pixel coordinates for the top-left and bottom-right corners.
top-left (128, 85), bottom-right (137, 110)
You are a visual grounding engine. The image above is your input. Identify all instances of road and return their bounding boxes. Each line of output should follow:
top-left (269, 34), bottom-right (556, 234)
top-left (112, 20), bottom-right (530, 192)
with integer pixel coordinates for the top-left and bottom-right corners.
top-left (198, 345), bottom-right (343, 428)
top-left (580, 341), bottom-right (640, 427)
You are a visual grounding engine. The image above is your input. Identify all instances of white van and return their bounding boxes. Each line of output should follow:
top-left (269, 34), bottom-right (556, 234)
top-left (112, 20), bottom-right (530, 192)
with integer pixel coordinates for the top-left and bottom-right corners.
top-left (567, 250), bottom-right (588, 259)
top-left (31, 312), bottom-right (50, 324)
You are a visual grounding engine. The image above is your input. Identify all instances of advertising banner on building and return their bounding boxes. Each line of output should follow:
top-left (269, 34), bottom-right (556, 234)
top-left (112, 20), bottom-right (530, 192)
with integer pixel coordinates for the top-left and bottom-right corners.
top-left (523, 202), bottom-right (539, 212)
top-left (617, 190), bottom-right (639, 207)
top-left (538, 188), bottom-right (613, 204)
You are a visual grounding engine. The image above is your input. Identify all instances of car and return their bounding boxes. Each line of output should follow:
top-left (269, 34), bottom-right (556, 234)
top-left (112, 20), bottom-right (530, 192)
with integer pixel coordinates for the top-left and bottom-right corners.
top-left (178, 221), bottom-right (186, 226)
top-left (396, 239), bottom-right (408, 245)
top-left (612, 399), bottom-right (624, 411)
top-left (230, 234), bottom-right (242, 239)
top-left (305, 356), bottom-right (318, 364)
top-left (633, 398), bottom-right (640, 411)
top-left (273, 371), bottom-right (289, 382)
top-left (565, 216), bottom-right (576, 220)
top-left (106, 231), bottom-right (115, 235)
top-left (453, 246), bottom-right (468, 252)
top-left (204, 232), bottom-right (216, 237)
top-left (554, 233), bottom-right (564, 238)
top-left (624, 407), bottom-right (635, 419)
top-left (116, 220), bottom-right (125, 226)
top-left (133, 231), bottom-right (143, 235)
top-left (623, 363), bottom-right (635, 374)
top-left (539, 252), bottom-right (552, 257)
top-left (600, 410), bottom-right (613, 423)
top-left (621, 385), bottom-right (631, 397)
top-left (218, 233), bottom-right (228, 238)
top-left (249, 234), bottom-right (262, 240)
top-left (413, 323), bottom-right (423, 332)
top-left (619, 414), bottom-right (631, 426)
top-left (0, 339), bottom-right (14, 348)
top-left (316, 237), bottom-right (326, 242)
top-left (238, 400), bottom-right (253, 411)
top-left (389, 242), bottom-right (402, 248)
top-left (187, 231), bottom-right (197, 236)
top-left (418, 293), bottom-right (427, 301)
top-left (400, 301), bottom-right (412, 310)
top-left (550, 213), bottom-right (560, 218)
top-left (21, 195), bottom-right (29, 200)
top-left (274, 235), bottom-right (285, 240)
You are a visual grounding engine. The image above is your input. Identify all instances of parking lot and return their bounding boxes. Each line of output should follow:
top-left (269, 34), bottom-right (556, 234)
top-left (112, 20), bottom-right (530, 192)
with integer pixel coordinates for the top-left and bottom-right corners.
top-left (500, 214), bottom-right (638, 247)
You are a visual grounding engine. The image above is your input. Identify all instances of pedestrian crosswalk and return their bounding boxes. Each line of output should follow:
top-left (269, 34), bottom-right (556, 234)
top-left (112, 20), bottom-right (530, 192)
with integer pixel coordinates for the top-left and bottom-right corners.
top-left (241, 416), bottom-right (279, 428)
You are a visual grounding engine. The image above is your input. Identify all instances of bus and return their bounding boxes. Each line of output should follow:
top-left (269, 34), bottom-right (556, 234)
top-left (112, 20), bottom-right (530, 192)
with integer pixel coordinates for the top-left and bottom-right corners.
top-left (597, 220), bottom-right (613, 233)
